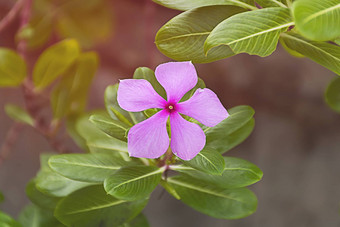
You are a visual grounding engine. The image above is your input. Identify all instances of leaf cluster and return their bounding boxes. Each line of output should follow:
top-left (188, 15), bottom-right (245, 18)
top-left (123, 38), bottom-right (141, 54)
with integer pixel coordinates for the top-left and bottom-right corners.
top-left (9, 66), bottom-right (264, 227)
top-left (153, 0), bottom-right (340, 77)
top-left (1, 39), bottom-right (98, 127)
top-left (18, 0), bottom-right (113, 49)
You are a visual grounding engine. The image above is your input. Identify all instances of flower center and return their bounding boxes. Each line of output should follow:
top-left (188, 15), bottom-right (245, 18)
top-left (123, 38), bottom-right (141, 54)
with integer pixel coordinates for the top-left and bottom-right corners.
top-left (165, 103), bottom-right (176, 113)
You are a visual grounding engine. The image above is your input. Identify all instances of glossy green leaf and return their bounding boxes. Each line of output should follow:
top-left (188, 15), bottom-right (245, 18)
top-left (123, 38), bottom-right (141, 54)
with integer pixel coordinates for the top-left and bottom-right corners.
top-left (180, 78), bottom-right (206, 102)
top-left (133, 67), bottom-right (166, 99)
top-left (143, 108), bottom-right (159, 118)
top-left (18, 204), bottom-right (64, 227)
top-left (279, 37), bottom-right (304, 58)
top-left (0, 48), bottom-right (26, 87)
top-left (280, 32), bottom-right (340, 75)
top-left (121, 213), bottom-right (150, 227)
top-left (105, 84), bottom-right (144, 125)
top-left (292, 0), bottom-right (340, 41)
top-left (152, 0), bottom-right (257, 10)
top-left (55, 185), bottom-right (148, 227)
top-left (159, 179), bottom-right (181, 200)
top-left (51, 52), bottom-right (98, 119)
top-left (256, 0), bottom-right (287, 8)
top-left (205, 7), bottom-right (293, 57)
top-left (183, 148), bottom-right (225, 175)
top-left (155, 6), bottom-right (246, 63)
top-left (0, 211), bottom-right (21, 227)
top-left (4, 104), bottom-right (34, 126)
top-left (167, 175), bottom-right (257, 219)
top-left (89, 114), bottom-right (129, 141)
top-left (33, 39), bottom-right (80, 89)
top-left (49, 153), bottom-right (128, 183)
top-left (26, 180), bottom-right (61, 211)
top-left (222, 118), bottom-right (255, 153)
top-left (325, 76), bottom-right (340, 113)
top-left (35, 154), bottom-right (93, 197)
top-left (174, 156), bottom-right (263, 189)
top-left (75, 111), bottom-right (130, 155)
top-left (104, 166), bottom-right (164, 201)
top-left (205, 105), bottom-right (255, 153)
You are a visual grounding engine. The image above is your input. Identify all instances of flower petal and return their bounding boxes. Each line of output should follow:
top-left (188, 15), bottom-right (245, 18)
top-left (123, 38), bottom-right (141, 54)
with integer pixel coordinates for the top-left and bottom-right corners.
top-left (128, 110), bottom-right (169, 159)
top-left (170, 112), bottom-right (206, 161)
top-left (117, 79), bottom-right (166, 112)
top-left (177, 88), bottom-right (229, 127)
top-left (155, 61), bottom-right (198, 103)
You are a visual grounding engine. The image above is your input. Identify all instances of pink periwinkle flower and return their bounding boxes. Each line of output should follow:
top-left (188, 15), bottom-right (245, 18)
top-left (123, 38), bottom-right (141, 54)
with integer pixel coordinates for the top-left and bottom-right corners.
top-left (117, 61), bottom-right (229, 160)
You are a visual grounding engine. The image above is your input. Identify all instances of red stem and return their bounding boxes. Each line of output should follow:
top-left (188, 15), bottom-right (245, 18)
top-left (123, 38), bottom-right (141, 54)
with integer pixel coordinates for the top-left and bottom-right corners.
top-left (0, 0), bottom-right (24, 34)
top-left (0, 123), bottom-right (23, 166)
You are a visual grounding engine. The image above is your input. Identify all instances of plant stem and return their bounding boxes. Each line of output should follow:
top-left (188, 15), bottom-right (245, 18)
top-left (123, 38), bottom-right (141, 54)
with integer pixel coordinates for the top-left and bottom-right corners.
top-left (0, 0), bottom-right (24, 34)
top-left (0, 123), bottom-right (23, 166)
top-left (17, 0), bottom-right (33, 59)
top-left (286, 0), bottom-right (292, 8)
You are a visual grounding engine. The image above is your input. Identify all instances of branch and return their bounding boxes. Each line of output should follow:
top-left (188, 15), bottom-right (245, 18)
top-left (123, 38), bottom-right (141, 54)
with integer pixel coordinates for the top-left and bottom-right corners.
top-left (0, 0), bottom-right (24, 34)
top-left (0, 123), bottom-right (23, 166)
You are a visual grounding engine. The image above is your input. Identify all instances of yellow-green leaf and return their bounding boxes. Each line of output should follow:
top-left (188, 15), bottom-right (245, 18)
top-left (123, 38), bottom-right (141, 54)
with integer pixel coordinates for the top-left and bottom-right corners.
top-left (152, 0), bottom-right (257, 11)
top-left (292, 0), bottom-right (340, 41)
top-left (51, 52), bottom-right (98, 119)
top-left (0, 48), bottom-right (26, 87)
top-left (205, 7), bottom-right (293, 57)
top-left (5, 104), bottom-right (34, 126)
top-left (33, 39), bottom-right (80, 89)
top-left (56, 0), bottom-right (113, 48)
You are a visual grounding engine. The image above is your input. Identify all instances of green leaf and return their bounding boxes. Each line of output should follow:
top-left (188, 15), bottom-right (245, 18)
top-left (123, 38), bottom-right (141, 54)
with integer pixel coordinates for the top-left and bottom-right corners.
top-left (51, 52), bottom-right (98, 119)
top-left (19, 204), bottom-right (64, 227)
top-left (205, 7), bottom-right (293, 57)
top-left (104, 166), bottom-right (164, 201)
top-left (105, 84), bottom-right (144, 125)
top-left (75, 111), bottom-right (130, 154)
top-left (205, 105), bottom-right (255, 153)
top-left (89, 114), bottom-right (129, 141)
top-left (133, 67), bottom-right (166, 99)
top-left (121, 213), bottom-right (150, 227)
top-left (279, 37), bottom-right (304, 58)
top-left (180, 77), bottom-right (206, 102)
top-left (280, 32), bottom-right (340, 75)
top-left (292, 0), bottom-right (340, 41)
top-left (0, 48), bottom-right (26, 87)
top-left (256, 0), bottom-right (287, 8)
top-left (33, 39), bottom-right (80, 89)
top-left (325, 76), bottom-right (340, 113)
top-left (220, 118), bottom-right (255, 153)
top-left (183, 148), bottom-right (225, 175)
top-left (0, 211), bottom-right (21, 227)
top-left (174, 156), bottom-right (263, 188)
top-left (152, 0), bottom-right (257, 10)
top-left (26, 180), bottom-right (61, 211)
top-left (54, 185), bottom-right (148, 227)
top-left (155, 5), bottom-right (246, 63)
top-left (159, 179), bottom-right (181, 200)
top-left (35, 154), bottom-right (93, 197)
top-left (48, 153), bottom-right (128, 183)
top-left (335, 38), bottom-right (340, 46)
top-left (4, 104), bottom-right (34, 126)
top-left (167, 175), bottom-right (257, 219)
top-left (0, 191), bottom-right (4, 203)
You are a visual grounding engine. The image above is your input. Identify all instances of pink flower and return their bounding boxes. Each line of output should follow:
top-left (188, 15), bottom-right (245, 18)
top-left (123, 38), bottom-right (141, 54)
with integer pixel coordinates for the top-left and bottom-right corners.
top-left (117, 62), bottom-right (229, 160)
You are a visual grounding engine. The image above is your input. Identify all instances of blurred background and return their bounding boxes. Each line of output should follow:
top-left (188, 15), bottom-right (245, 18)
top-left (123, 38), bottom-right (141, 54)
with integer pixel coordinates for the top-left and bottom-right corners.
top-left (0, 0), bottom-right (340, 226)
